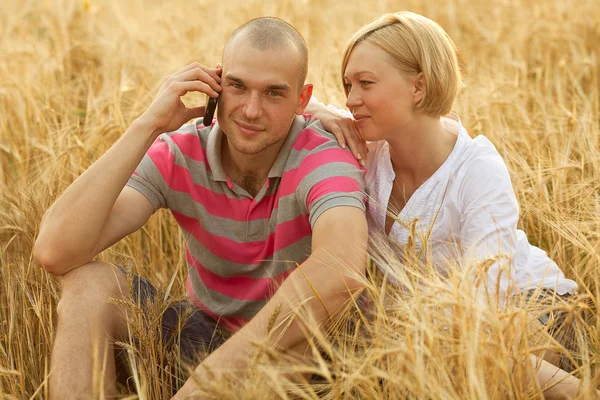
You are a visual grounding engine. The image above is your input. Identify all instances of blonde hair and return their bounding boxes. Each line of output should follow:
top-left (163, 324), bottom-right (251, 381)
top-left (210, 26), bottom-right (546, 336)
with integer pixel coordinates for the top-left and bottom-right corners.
top-left (341, 12), bottom-right (463, 118)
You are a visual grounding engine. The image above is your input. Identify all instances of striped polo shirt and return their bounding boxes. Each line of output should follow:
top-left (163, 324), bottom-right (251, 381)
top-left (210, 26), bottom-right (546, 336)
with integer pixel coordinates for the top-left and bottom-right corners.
top-left (127, 115), bottom-right (365, 332)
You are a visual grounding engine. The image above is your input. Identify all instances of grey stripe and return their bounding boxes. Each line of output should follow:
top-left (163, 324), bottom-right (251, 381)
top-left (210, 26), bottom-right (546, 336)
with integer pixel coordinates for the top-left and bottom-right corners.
top-left (180, 228), bottom-right (311, 278)
top-left (278, 130), bottom-right (351, 173)
top-left (157, 123), bottom-right (358, 204)
top-left (127, 153), bottom-right (172, 210)
top-left (267, 116), bottom-right (308, 178)
top-left (158, 133), bottom-right (242, 200)
top-left (167, 190), bottom-right (307, 241)
top-left (160, 128), bottom-right (247, 200)
top-left (308, 193), bottom-right (366, 227)
top-left (188, 266), bottom-right (267, 319)
top-left (162, 119), bottom-right (210, 149)
top-left (297, 162), bottom-right (365, 206)
top-left (127, 175), bottom-right (163, 211)
top-left (167, 147), bottom-right (309, 199)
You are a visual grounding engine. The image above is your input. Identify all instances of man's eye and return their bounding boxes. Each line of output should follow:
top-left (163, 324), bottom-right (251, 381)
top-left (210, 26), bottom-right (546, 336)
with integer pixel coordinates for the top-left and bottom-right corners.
top-left (267, 91), bottom-right (282, 97)
top-left (232, 83), bottom-right (244, 90)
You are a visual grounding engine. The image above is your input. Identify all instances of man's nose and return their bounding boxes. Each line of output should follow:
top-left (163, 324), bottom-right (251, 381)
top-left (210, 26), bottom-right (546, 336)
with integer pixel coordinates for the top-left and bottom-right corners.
top-left (243, 92), bottom-right (262, 120)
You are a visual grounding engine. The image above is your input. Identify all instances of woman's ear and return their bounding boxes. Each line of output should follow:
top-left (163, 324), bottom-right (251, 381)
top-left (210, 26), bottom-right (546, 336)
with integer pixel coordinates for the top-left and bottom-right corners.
top-left (413, 73), bottom-right (425, 106)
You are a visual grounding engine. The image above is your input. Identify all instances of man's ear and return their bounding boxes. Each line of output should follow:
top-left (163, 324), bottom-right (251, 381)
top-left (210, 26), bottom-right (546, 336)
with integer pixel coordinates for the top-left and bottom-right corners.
top-left (413, 73), bottom-right (425, 106)
top-left (295, 84), bottom-right (313, 115)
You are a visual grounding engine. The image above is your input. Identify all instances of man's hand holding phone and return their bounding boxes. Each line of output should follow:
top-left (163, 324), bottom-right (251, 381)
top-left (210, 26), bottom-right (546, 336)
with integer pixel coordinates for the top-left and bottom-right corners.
top-left (136, 62), bottom-right (222, 138)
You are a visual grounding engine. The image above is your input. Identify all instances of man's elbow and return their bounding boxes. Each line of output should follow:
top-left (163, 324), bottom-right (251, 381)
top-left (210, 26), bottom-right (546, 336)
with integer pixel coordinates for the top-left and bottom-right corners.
top-left (330, 246), bottom-right (368, 294)
top-left (33, 238), bottom-right (73, 276)
top-left (345, 274), bottom-right (366, 292)
top-left (341, 262), bottom-right (366, 293)
top-left (325, 250), bottom-right (367, 295)
top-left (33, 241), bottom-right (60, 275)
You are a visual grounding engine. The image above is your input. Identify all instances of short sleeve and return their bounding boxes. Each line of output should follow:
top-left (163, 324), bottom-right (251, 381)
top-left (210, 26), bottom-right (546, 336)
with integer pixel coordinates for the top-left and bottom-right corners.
top-left (293, 125), bottom-right (366, 227)
top-left (126, 134), bottom-right (175, 210)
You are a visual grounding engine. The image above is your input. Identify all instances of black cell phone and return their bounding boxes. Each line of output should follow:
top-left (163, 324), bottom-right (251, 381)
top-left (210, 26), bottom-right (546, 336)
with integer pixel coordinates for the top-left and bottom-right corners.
top-left (203, 70), bottom-right (221, 126)
top-left (203, 96), bottom-right (218, 126)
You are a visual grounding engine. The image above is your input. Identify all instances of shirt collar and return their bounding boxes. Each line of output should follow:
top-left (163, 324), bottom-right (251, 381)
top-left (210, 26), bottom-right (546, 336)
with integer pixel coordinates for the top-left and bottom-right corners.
top-left (206, 123), bottom-right (227, 182)
top-left (267, 115), bottom-right (306, 179)
top-left (205, 115), bottom-right (308, 182)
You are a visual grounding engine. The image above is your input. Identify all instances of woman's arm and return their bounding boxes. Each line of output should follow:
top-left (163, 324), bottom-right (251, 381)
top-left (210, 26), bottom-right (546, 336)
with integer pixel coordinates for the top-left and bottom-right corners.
top-left (458, 148), bottom-right (592, 398)
top-left (457, 146), bottom-right (520, 295)
top-left (306, 96), bottom-right (367, 164)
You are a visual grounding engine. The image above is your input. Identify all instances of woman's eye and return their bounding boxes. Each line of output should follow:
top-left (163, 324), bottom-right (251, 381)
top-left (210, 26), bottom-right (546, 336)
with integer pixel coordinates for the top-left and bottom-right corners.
top-left (360, 81), bottom-right (373, 87)
top-left (343, 83), bottom-right (352, 92)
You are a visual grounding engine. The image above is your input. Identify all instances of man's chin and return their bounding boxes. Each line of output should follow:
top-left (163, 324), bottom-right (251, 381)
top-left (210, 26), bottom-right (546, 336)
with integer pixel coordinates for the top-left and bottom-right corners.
top-left (228, 139), bottom-right (266, 156)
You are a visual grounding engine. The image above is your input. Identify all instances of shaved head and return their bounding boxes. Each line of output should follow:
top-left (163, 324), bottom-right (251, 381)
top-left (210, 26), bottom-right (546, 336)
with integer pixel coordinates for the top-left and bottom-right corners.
top-left (224, 17), bottom-right (308, 89)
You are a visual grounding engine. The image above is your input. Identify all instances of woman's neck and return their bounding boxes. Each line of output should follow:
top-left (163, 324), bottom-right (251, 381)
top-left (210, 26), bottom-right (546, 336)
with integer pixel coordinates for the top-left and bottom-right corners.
top-left (386, 115), bottom-right (458, 187)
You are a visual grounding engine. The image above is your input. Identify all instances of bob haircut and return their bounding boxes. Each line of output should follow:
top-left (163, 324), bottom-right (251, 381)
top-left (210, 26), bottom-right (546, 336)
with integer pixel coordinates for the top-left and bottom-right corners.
top-left (341, 12), bottom-right (462, 118)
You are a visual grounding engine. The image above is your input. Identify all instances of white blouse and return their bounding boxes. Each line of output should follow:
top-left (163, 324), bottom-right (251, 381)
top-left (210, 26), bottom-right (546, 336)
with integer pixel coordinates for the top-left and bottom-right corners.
top-left (316, 99), bottom-right (577, 295)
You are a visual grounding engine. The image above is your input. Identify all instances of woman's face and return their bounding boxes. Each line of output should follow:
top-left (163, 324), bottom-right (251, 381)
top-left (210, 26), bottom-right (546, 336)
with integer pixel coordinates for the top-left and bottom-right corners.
top-left (343, 41), bottom-right (420, 142)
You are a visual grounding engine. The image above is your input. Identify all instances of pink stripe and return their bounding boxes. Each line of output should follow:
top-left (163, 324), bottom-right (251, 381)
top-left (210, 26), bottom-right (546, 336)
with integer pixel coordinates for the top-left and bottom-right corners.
top-left (172, 211), bottom-right (311, 263)
top-left (220, 317), bottom-right (248, 333)
top-left (186, 279), bottom-right (250, 332)
top-left (187, 250), bottom-right (295, 301)
top-left (272, 214), bottom-right (312, 252)
top-left (297, 147), bottom-right (361, 178)
top-left (277, 148), bottom-right (361, 198)
top-left (147, 140), bottom-right (175, 183)
top-left (168, 164), bottom-right (276, 221)
top-left (149, 135), bottom-right (270, 222)
top-left (306, 176), bottom-right (362, 209)
top-left (169, 133), bottom-right (207, 165)
top-left (291, 128), bottom-right (330, 151)
top-left (174, 210), bottom-right (272, 262)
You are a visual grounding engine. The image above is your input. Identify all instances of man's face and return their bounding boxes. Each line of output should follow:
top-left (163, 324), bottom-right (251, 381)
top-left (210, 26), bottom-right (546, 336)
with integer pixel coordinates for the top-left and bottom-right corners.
top-left (217, 36), bottom-right (310, 157)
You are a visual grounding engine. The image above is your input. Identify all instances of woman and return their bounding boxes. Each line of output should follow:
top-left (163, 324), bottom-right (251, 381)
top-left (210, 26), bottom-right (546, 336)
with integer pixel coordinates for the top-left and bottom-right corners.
top-left (307, 11), bottom-right (586, 398)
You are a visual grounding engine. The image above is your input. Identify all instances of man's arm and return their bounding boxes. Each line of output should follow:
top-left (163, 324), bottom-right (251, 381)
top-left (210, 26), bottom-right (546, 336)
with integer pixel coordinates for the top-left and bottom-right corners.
top-left (34, 62), bottom-right (222, 275)
top-left (33, 123), bottom-right (158, 275)
top-left (175, 205), bottom-right (368, 399)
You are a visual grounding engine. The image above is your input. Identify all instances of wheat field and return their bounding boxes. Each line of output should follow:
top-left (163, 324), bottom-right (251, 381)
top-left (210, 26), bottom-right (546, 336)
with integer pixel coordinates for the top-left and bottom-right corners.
top-left (1, 0), bottom-right (599, 398)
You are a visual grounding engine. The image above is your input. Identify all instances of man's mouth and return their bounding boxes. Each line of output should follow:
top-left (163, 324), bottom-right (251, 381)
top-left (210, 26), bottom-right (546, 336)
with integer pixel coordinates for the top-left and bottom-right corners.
top-left (235, 121), bottom-right (264, 136)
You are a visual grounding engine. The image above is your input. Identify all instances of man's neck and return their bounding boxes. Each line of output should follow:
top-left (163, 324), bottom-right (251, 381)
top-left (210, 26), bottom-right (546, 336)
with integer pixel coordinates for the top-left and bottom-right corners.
top-left (221, 137), bottom-right (285, 197)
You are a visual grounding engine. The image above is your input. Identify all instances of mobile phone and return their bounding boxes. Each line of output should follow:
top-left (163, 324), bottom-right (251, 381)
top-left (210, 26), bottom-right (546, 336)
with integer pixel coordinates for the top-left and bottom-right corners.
top-left (203, 70), bottom-right (221, 126)
top-left (203, 96), bottom-right (218, 126)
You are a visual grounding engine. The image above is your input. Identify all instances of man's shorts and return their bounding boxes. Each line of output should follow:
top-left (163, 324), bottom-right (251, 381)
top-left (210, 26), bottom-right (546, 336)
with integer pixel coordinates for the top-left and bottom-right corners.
top-left (522, 288), bottom-right (581, 372)
top-left (114, 267), bottom-right (231, 393)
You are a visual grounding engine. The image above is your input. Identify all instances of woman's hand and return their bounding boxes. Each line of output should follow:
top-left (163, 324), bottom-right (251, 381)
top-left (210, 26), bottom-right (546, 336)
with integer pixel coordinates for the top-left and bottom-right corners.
top-left (307, 100), bottom-right (368, 165)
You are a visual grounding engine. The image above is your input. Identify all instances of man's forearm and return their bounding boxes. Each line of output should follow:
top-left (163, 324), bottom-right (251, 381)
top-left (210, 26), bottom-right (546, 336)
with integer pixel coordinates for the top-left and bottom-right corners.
top-left (34, 118), bottom-right (161, 272)
top-left (176, 249), bottom-right (366, 398)
top-left (238, 251), bottom-right (364, 349)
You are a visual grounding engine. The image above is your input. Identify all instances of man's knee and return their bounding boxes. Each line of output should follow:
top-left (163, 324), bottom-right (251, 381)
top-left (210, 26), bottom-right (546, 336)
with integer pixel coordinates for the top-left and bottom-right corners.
top-left (56, 262), bottom-right (129, 322)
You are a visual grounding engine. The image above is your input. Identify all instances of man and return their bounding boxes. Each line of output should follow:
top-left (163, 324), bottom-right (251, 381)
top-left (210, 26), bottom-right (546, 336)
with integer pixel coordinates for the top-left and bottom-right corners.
top-left (34, 17), bottom-right (367, 398)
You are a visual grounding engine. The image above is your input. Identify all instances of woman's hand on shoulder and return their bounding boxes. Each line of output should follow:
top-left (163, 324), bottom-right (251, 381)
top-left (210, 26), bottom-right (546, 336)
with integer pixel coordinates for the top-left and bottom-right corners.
top-left (312, 107), bottom-right (368, 166)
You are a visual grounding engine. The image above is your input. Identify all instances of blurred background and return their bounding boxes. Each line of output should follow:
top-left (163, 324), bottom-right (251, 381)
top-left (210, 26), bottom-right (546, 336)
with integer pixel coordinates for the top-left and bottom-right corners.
top-left (0, 0), bottom-right (599, 398)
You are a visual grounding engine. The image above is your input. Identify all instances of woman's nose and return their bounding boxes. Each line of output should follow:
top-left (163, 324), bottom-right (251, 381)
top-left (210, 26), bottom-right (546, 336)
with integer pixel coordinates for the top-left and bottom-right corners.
top-left (345, 89), bottom-right (362, 110)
